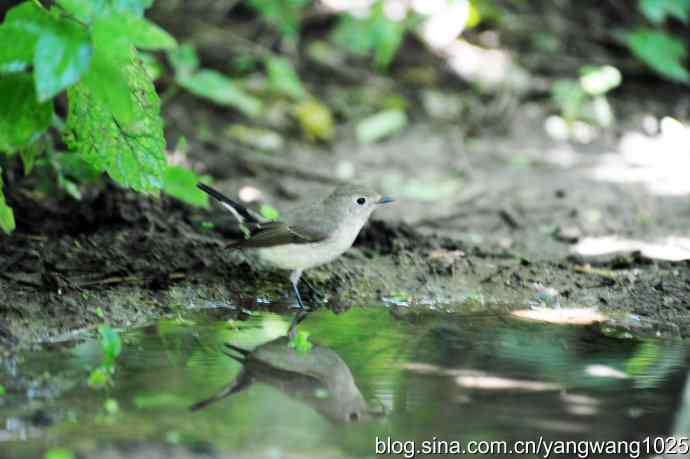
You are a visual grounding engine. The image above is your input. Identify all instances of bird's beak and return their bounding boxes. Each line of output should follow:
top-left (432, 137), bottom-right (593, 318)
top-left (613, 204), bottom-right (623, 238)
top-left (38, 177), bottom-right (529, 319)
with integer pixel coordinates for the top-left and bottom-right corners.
top-left (377, 196), bottom-right (395, 204)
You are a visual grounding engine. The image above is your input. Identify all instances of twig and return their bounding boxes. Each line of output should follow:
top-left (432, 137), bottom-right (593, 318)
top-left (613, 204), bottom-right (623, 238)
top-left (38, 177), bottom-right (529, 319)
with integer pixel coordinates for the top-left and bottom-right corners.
top-left (73, 272), bottom-right (186, 288)
top-left (498, 207), bottom-right (522, 230)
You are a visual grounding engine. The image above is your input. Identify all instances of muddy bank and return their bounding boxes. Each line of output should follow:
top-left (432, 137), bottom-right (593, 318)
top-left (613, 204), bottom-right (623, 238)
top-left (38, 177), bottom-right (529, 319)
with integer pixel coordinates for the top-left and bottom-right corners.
top-left (1, 181), bottom-right (689, 347)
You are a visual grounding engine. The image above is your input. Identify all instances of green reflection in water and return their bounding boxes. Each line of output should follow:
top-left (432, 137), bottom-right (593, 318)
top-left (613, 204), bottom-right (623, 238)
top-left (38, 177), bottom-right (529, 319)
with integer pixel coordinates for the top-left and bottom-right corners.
top-left (0, 306), bottom-right (688, 458)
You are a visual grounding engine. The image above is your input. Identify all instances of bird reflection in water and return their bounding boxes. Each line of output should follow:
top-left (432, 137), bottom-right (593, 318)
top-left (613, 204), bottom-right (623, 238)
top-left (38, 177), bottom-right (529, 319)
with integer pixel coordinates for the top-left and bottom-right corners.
top-left (190, 311), bottom-right (384, 424)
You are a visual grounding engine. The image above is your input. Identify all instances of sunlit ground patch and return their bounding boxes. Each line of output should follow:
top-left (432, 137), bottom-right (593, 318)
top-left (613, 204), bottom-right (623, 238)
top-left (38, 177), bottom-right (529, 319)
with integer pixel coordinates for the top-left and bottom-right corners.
top-left (573, 236), bottom-right (690, 261)
top-left (589, 117), bottom-right (690, 196)
top-left (511, 307), bottom-right (607, 325)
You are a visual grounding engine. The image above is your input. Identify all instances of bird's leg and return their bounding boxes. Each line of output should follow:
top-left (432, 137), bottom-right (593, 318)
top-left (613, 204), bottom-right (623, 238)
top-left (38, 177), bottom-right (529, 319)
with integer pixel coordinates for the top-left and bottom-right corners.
top-left (288, 310), bottom-right (311, 340)
top-left (289, 269), bottom-right (305, 310)
top-left (300, 277), bottom-right (323, 300)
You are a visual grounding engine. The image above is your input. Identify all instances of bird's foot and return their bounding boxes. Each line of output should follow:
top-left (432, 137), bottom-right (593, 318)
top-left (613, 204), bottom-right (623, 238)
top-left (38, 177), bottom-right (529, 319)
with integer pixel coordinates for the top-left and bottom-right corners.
top-left (288, 310), bottom-right (311, 339)
top-left (290, 282), bottom-right (308, 311)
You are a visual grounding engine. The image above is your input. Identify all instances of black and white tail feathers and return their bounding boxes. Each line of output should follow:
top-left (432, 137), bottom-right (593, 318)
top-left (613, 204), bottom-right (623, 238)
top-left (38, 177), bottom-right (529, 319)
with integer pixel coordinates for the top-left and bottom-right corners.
top-left (197, 183), bottom-right (261, 224)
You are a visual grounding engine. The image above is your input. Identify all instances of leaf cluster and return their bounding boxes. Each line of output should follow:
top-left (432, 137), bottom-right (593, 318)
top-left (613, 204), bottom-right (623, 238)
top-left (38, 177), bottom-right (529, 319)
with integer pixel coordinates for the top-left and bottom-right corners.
top-left (0, 0), bottom-right (206, 235)
top-left (626, 0), bottom-right (690, 83)
top-left (88, 325), bottom-right (123, 389)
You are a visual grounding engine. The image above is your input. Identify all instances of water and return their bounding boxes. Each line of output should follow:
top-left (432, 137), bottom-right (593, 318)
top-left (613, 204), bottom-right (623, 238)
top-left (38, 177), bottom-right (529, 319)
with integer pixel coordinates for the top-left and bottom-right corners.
top-left (1, 306), bottom-right (689, 458)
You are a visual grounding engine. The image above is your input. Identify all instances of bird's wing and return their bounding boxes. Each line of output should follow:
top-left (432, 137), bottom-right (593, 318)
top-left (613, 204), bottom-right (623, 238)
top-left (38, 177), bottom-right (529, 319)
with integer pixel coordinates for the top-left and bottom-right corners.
top-left (197, 182), bottom-right (330, 248)
top-left (230, 220), bottom-right (329, 248)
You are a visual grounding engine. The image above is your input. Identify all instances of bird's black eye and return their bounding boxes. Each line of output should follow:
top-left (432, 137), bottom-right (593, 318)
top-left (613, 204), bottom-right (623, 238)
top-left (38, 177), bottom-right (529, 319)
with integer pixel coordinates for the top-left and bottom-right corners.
top-left (356, 197), bottom-right (366, 206)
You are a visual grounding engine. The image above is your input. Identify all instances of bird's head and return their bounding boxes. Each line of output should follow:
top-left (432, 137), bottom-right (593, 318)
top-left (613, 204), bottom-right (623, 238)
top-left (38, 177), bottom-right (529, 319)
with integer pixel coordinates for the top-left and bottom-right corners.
top-left (324, 184), bottom-right (394, 225)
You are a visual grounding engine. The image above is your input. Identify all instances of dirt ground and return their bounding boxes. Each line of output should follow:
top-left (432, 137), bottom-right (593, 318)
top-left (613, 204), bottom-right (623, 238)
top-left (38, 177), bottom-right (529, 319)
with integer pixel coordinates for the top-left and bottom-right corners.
top-left (2, 96), bottom-right (690, 347)
top-left (2, 3), bottom-right (690, 348)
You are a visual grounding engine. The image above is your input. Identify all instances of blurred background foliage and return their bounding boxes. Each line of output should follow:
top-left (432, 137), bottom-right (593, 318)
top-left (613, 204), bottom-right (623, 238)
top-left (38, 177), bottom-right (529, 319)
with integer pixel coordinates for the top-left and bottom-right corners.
top-left (0, 0), bottom-right (689, 234)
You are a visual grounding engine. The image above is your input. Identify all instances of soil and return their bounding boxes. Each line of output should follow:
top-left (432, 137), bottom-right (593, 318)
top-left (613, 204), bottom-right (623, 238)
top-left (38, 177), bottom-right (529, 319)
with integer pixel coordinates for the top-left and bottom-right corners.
top-left (2, 2), bottom-right (690, 348)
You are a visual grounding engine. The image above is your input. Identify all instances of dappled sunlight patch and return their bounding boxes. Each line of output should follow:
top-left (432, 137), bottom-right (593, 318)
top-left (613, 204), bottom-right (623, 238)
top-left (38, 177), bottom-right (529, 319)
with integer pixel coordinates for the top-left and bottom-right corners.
top-left (320, 0), bottom-right (376, 14)
top-left (403, 363), bottom-right (561, 391)
top-left (320, 0), bottom-right (528, 90)
top-left (511, 307), bottom-right (606, 325)
top-left (560, 392), bottom-right (600, 416)
top-left (585, 364), bottom-right (628, 380)
top-left (589, 117), bottom-right (690, 196)
top-left (573, 236), bottom-right (690, 261)
top-left (238, 185), bottom-right (265, 203)
top-left (417, 0), bottom-right (471, 49)
top-left (454, 373), bottom-right (561, 391)
top-left (443, 40), bottom-right (526, 90)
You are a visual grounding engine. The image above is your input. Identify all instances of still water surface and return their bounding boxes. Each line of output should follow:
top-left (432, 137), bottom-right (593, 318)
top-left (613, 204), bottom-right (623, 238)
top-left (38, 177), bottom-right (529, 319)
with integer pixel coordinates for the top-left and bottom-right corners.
top-left (1, 306), bottom-right (688, 458)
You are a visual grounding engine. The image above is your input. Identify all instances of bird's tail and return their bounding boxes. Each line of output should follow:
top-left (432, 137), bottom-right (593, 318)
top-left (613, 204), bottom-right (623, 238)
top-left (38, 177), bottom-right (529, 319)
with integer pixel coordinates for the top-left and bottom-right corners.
top-left (197, 183), bottom-right (261, 224)
top-left (224, 343), bottom-right (251, 358)
top-left (189, 370), bottom-right (252, 411)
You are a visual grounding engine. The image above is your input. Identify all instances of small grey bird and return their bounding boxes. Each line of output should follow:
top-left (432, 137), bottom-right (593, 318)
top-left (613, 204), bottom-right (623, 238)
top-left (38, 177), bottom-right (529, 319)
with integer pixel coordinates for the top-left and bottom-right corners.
top-left (197, 183), bottom-right (394, 309)
top-left (190, 335), bottom-right (382, 423)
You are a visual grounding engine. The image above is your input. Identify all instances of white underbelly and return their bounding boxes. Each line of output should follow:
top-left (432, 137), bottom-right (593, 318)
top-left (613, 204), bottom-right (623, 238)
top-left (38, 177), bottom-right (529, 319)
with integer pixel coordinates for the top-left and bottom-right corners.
top-left (257, 237), bottom-right (352, 271)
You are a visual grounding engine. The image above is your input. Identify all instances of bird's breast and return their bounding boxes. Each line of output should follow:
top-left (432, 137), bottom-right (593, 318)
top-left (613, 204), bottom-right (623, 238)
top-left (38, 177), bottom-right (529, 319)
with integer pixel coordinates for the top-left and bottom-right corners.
top-left (257, 224), bottom-right (361, 271)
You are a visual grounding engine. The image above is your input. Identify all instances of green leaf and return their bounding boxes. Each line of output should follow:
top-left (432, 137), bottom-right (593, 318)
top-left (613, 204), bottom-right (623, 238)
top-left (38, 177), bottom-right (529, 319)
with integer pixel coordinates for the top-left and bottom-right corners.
top-left (163, 166), bottom-right (209, 207)
top-left (639, 0), bottom-right (690, 23)
top-left (1, 2), bottom-right (92, 98)
top-left (133, 392), bottom-right (190, 409)
top-left (56, 0), bottom-right (96, 22)
top-left (0, 25), bottom-right (36, 73)
top-left (44, 448), bottom-right (75, 459)
top-left (551, 79), bottom-right (587, 121)
top-left (58, 0), bottom-right (154, 21)
top-left (20, 140), bottom-right (43, 175)
top-left (88, 367), bottom-right (110, 388)
top-left (288, 330), bottom-right (313, 353)
top-left (177, 70), bottom-right (262, 117)
top-left (168, 43), bottom-right (199, 77)
top-left (0, 73), bottom-right (53, 152)
top-left (370, 13), bottom-right (405, 68)
top-left (34, 19), bottom-right (92, 101)
top-left (331, 15), bottom-right (376, 57)
top-left (80, 42), bottom-right (135, 125)
top-left (259, 204), bottom-right (280, 221)
top-left (2, 2), bottom-right (50, 34)
top-left (110, 0), bottom-right (154, 17)
top-left (104, 398), bottom-right (119, 414)
top-left (0, 2), bottom-right (50, 73)
top-left (266, 56), bottom-right (306, 99)
top-left (293, 99), bottom-right (334, 142)
top-left (98, 325), bottom-right (122, 367)
top-left (138, 51), bottom-right (163, 80)
top-left (466, 0), bottom-right (482, 28)
top-left (247, 0), bottom-right (309, 37)
top-left (331, 3), bottom-right (406, 69)
top-left (65, 55), bottom-right (167, 192)
top-left (84, 11), bottom-right (175, 123)
top-left (94, 12), bottom-right (177, 51)
top-left (0, 384), bottom-right (5, 396)
top-left (625, 29), bottom-right (690, 83)
top-left (0, 169), bottom-right (15, 235)
top-left (356, 109), bottom-right (407, 144)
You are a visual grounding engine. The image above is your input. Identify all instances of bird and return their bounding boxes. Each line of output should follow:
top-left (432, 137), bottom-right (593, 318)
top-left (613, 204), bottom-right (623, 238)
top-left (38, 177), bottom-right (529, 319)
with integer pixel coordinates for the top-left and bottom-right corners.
top-left (197, 182), bottom-right (394, 309)
top-left (189, 335), bottom-right (383, 422)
